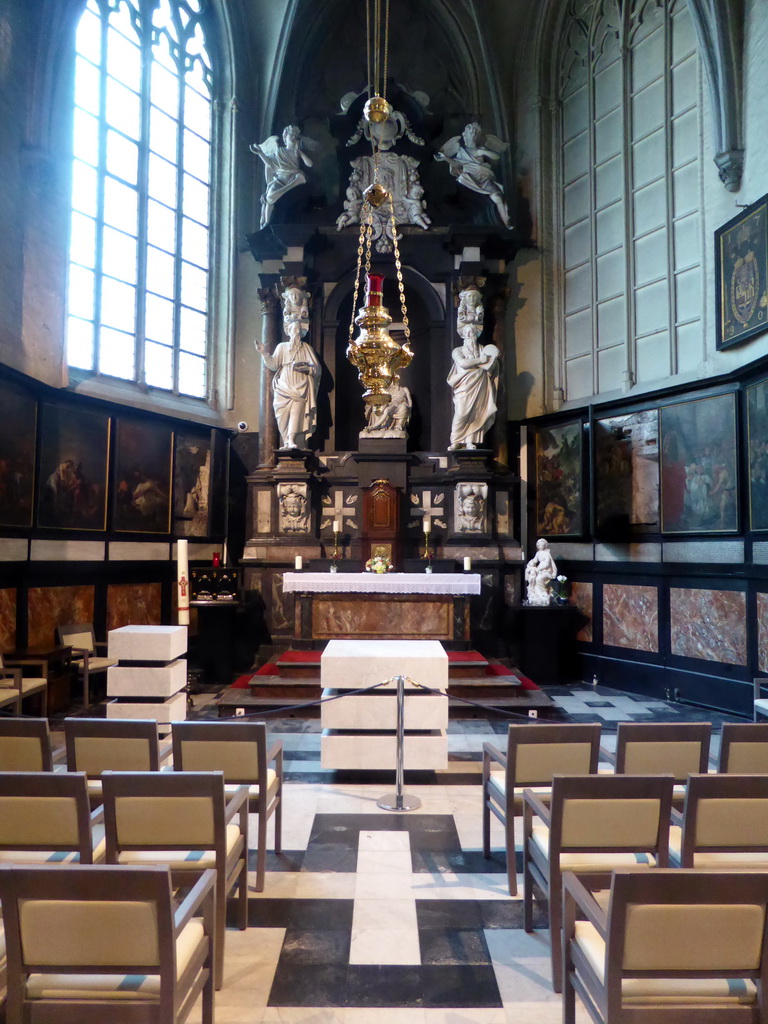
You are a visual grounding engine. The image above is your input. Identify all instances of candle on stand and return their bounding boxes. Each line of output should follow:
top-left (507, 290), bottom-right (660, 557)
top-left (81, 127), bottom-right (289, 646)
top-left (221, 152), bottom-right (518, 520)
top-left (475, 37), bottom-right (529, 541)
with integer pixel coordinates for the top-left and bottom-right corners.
top-left (463, 556), bottom-right (472, 572)
top-left (334, 519), bottom-right (341, 533)
top-left (423, 515), bottom-right (431, 533)
top-left (294, 555), bottom-right (303, 570)
top-left (177, 539), bottom-right (190, 626)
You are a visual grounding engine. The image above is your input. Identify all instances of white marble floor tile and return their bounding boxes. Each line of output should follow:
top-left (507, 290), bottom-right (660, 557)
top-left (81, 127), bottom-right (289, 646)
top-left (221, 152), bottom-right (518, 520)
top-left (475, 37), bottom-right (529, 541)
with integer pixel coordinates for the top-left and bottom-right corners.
top-left (356, 849), bottom-right (413, 874)
top-left (294, 871), bottom-right (357, 898)
top-left (342, 1009), bottom-right (426, 1024)
top-left (355, 870), bottom-right (419, 899)
top-left (358, 828), bottom-right (411, 851)
top-left (423, 1011), bottom-right (507, 1024)
top-left (349, 924), bottom-right (422, 965)
top-left (250, 872), bottom-right (299, 898)
top-left (352, 897), bottom-right (418, 931)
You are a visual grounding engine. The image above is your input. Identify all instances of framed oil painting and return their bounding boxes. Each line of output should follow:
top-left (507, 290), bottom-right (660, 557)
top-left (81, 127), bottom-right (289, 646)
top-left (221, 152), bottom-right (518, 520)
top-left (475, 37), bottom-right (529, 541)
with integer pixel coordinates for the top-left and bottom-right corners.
top-left (716, 193), bottom-right (768, 350)
top-left (37, 403), bottom-right (110, 530)
top-left (0, 379), bottom-right (37, 528)
top-left (534, 419), bottom-right (584, 537)
top-left (748, 379), bottom-right (768, 531)
top-left (174, 432), bottom-right (212, 537)
top-left (595, 410), bottom-right (660, 537)
top-left (114, 419), bottom-right (173, 533)
top-left (660, 393), bottom-right (738, 534)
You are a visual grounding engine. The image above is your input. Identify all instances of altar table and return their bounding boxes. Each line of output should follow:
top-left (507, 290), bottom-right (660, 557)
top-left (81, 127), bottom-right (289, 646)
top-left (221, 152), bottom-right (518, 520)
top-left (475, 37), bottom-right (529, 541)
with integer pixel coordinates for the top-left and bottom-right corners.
top-left (282, 572), bottom-right (480, 644)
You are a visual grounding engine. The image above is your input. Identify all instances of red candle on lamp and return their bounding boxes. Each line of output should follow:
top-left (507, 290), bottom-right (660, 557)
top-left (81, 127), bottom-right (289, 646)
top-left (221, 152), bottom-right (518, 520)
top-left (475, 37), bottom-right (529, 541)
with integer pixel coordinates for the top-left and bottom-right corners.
top-left (366, 273), bottom-right (384, 307)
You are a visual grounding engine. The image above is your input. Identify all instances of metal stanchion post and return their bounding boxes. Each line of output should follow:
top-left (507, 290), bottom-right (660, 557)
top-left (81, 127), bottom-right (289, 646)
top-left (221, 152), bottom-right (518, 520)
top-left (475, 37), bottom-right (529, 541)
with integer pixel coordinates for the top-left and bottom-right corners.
top-left (377, 674), bottom-right (422, 811)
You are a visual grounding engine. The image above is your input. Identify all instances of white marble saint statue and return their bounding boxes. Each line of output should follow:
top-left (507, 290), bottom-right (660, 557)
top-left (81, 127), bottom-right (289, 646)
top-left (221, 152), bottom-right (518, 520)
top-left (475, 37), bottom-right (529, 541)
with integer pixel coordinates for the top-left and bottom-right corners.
top-left (254, 286), bottom-right (320, 450)
top-left (525, 538), bottom-right (558, 605)
top-left (361, 383), bottom-right (412, 438)
top-left (250, 125), bottom-right (312, 228)
top-left (457, 285), bottom-right (485, 329)
top-left (436, 122), bottom-right (512, 229)
top-left (447, 323), bottom-right (499, 450)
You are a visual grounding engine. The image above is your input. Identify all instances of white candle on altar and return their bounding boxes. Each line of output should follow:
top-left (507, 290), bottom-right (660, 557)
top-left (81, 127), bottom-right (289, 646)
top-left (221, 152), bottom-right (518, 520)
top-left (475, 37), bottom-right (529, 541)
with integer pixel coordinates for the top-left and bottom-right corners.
top-left (334, 519), bottom-right (341, 533)
top-left (177, 539), bottom-right (190, 626)
top-left (463, 556), bottom-right (472, 571)
top-left (294, 555), bottom-right (303, 570)
top-left (423, 515), bottom-right (431, 533)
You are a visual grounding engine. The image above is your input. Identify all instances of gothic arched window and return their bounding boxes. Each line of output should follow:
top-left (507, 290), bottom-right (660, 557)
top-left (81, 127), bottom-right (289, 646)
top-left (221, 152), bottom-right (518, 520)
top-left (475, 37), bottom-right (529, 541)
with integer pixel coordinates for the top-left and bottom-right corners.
top-left (66, 0), bottom-right (213, 399)
top-left (558, 0), bottom-right (703, 401)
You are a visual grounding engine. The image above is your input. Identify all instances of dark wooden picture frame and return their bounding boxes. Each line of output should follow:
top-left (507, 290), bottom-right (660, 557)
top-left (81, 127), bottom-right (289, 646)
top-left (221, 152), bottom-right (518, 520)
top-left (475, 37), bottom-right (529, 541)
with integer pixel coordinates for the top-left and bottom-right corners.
top-left (113, 419), bottom-right (174, 534)
top-left (533, 419), bottom-right (584, 537)
top-left (659, 393), bottom-right (738, 534)
top-left (747, 378), bottom-right (768, 531)
top-left (0, 379), bottom-right (37, 528)
top-left (36, 403), bottom-right (110, 531)
top-left (594, 409), bottom-right (660, 537)
top-left (174, 432), bottom-right (212, 537)
top-left (716, 192), bottom-right (768, 350)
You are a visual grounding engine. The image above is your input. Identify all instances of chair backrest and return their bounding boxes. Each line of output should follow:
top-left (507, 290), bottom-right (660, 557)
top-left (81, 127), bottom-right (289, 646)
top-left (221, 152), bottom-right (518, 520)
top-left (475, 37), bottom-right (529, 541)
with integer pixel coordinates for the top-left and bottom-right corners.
top-left (679, 773), bottom-right (768, 864)
top-left (102, 770), bottom-right (227, 856)
top-left (56, 622), bottom-right (96, 654)
top-left (549, 773), bottom-right (674, 860)
top-left (0, 718), bottom-right (53, 771)
top-left (719, 723), bottom-right (768, 773)
top-left (506, 722), bottom-right (602, 789)
top-left (172, 720), bottom-right (268, 783)
top-left (614, 722), bottom-right (711, 781)
top-left (0, 863), bottom-right (177, 1007)
top-left (0, 771), bottom-right (95, 861)
top-left (602, 869), bottom-right (768, 1001)
top-left (64, 717), bottom-right (162, 776)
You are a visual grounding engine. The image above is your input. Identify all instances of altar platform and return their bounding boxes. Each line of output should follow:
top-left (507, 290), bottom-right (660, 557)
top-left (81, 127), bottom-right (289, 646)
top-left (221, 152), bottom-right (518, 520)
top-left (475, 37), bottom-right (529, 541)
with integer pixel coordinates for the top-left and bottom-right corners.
top-left (282, 571), bottom-right (481, 645)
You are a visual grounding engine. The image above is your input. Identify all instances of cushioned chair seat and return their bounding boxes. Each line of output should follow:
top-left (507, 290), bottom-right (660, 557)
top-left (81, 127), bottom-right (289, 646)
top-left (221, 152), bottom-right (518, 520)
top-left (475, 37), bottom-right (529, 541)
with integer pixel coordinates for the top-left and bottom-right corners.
top-left (488, 772), bottom-right (551, 808)
top-left (0, 836), bottom-right (107, 864)
top-left (0, 677), bottom-right (46, 695)
top-left (25, 918), bottom-right (205, 1001)
top-left (117, 823), bottom-right (241, 870)
top-left (71, 656), bottom-right (117, 673)
top-left (573, 920), bottom-right (758, 1005)
top-left (224, 769), bottom-right (278, 800)
top-left (531, 827), bottom-right (657, 869)
top-left (0, 919), bottom-right (5, 961)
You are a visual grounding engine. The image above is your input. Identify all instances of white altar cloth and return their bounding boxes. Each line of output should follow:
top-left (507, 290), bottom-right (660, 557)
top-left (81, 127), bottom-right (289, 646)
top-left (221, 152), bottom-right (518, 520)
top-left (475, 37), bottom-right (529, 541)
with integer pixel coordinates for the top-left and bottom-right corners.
top-left (282, 571), bottom-right (480, 596)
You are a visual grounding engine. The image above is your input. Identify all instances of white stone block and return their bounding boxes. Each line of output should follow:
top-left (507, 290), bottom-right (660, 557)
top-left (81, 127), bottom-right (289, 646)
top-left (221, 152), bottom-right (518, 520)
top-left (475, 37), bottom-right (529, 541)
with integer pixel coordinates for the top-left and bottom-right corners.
top-left (321, 640), bottom-right (448, 692)
top-left (106, 691), bottom-right (187, 725)
top-left (108, 625), bottom-right (188, 662)
top-left (321, 729), bottom-right (447, 770)
top-left (321, 688), bottom-right (448, 731)
top-left (107, 659), bottom-right (187, 698)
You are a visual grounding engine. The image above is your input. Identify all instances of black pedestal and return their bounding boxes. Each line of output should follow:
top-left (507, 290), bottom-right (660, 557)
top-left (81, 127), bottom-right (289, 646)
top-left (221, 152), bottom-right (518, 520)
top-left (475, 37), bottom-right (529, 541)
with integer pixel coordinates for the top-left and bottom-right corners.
top-left (507, 604), bottom-right (584, 684)
top-left (191, 602), bottom-right (241, 685)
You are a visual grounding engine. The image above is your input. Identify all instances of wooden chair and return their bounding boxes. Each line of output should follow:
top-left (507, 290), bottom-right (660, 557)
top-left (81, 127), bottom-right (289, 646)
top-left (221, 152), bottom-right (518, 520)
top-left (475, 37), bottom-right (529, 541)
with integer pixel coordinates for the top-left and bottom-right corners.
top-left (0, 653), bottom-right (47, 716)
top-left (55, 623), bottom-right (117, 709)
top-left (63, 717), bottom-right (171, 806)
top-left (0, 863), bottom-right (215, 1024)
top-left (523, 773), bottom-right (675, 992)
top-left (171, 720), bottom-right (283, 892)
top-left (0, 718), bottom-right (55, 771)
top-left (754, 678), bottom-right (768, 721)
top-left (101, 769), bottom-right (249, 991)
top-left (719, 723), bottom-right (768, 773)
top-left (609, 721), bottom-right (711, 806)
top-left (669, 772), bottom-right (768, 869)
top-left (482, 722), bottom-right (602, 895)
top-left (563, 868), bottom-right (768, 1023)
top-left (0, 771), bottom-right (105, 864)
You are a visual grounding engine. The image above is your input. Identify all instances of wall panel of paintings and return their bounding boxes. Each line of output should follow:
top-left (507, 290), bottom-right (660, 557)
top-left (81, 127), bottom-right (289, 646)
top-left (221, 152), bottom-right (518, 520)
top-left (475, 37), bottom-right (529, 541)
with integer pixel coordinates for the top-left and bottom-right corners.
top-left (533, 419), bottom-right (584, 537)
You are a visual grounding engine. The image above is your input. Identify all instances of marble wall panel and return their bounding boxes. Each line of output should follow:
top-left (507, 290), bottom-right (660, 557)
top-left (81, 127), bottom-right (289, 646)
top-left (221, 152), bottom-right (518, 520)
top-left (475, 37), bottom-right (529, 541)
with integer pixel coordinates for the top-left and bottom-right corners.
top-left (312, 597), bottom-right (452, 640)
top-left (0, 588), bottom-right (17, 652)
top-left (28, 585), bottom-right (95, 648)
top-left (670, 588), bottom-right (747, 665)
top-left (569, 582), bottom-right (593, 642)
top-left (603, 584), bottom-right (659, 652)
top-left (758, 593), bottom-right (768, 675)
top-left (107, 583), bottom-right (162, 632)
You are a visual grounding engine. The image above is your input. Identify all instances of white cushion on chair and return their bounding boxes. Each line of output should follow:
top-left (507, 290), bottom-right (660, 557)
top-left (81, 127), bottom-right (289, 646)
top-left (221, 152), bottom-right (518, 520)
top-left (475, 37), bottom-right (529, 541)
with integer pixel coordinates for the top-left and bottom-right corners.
top-left (573, 920), bottom-right (757, 1005)
top-left (25, 918), bottom-right (205, 1000)
top-left (755, 699), bottom-right (768, 718)
top-left (82, 658), bottom-right (118, 673)
top-left (117, 823), bottom-right (242, 870)
top-left (531, 827), bottom-right (657, 869)
top-left (224, 770), bottom-right (279, 802)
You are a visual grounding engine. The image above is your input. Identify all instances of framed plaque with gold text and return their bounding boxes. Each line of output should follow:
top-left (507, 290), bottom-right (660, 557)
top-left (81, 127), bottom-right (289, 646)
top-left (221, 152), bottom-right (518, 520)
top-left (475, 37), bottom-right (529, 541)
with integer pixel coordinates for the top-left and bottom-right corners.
top-left (716, 193), bottom-right (768, 350)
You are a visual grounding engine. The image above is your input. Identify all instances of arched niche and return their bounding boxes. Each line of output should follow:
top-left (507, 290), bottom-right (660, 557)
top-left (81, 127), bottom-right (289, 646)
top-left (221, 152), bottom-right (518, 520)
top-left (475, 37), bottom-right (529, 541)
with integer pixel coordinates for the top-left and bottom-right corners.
top-left (321, 264), bottom-right (447, 453)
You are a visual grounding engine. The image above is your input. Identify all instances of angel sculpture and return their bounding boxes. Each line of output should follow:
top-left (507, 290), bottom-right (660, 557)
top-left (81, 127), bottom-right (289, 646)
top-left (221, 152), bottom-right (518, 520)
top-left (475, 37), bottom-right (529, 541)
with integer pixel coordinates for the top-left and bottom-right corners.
top-left (435, 122), bottom-right (512, 229)
top-left (250, 125), bottom-right (312, 228)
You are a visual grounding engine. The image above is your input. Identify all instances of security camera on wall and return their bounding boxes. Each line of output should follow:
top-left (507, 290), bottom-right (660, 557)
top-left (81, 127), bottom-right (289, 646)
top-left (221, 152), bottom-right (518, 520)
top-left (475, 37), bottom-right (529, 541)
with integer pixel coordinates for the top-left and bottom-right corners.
top-left (237, 421), bottom-right (249, 433)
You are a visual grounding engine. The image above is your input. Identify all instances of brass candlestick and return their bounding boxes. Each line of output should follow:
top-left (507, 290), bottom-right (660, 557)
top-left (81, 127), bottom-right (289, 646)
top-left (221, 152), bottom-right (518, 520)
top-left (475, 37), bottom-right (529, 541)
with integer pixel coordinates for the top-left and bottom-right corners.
top-left (331, 528), bottom-right (341, 572)
top-left (422, 529), bottom-right (433, 572)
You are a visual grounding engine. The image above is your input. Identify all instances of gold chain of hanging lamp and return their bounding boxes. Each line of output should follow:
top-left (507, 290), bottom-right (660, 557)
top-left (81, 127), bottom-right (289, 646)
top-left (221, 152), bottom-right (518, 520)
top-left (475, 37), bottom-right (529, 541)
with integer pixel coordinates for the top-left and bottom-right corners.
top-left (346, 0), bottom-right (412, 407)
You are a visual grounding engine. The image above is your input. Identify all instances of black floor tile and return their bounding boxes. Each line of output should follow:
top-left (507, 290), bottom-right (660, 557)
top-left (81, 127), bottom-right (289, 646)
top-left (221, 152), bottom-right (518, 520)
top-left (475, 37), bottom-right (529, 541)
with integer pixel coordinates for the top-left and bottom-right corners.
top-left (421, 964), bottom-right (502, 1007)
top-left (418, 928), bottom-right (493, 966)
top-left (268, 963), bottom-right (348, 1006)
top-left (279, 927), bottom-right (351, 965)
top-left (416, 899), bottom-right (485, 930)
top-left (346, 965), bottom-right (424, 1007)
